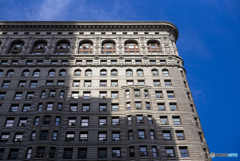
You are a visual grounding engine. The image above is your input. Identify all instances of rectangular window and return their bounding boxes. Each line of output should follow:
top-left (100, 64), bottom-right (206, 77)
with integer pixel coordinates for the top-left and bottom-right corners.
top-left (46, 80), bottom-right (53, 85)
top-left (100, 92), bottom-right (107, 99)
top-left (111, 60), bottom-right (117, 65)
top-left (0, 92), bottom-right (6, 99)
top-left (99, 117), bottom-right (107, 126)
top-left (158, 103), bottom-right (165, 111)
top-left (14, 92), bottom-right (22, 99)
top-left (138, 130), bottom-right (145, 139)
top-left (203, 148), bottom-right (208, 159)
top-left (58, 80), bottom-right (64, 85)
top-left (152, 146), bottom-right (158, 157)
top-left (40, 91), bottom-right (45, 98)
top-left (112, 148), bottom-right (121, 158)
top-left (82, 104), bottom-right (90, 112)
top-left (79, 132), bottom-right (88, 141)
top-left (199, 132), bottom-right (203, 141)
top-left (19, 118), bottom-right (27, 126)
top-left (5, 118), bottom-right (14, 127)
top-left (129, 147), bottom-right (134, 157)
top-left (2, 81), bottom-right (10, 87)
top-left (52, 131), bottom-right (58, 141)
top-left (40, 131), bottom-right (48, 140)
top-left (49, 147), bottom-right (55, 158)
top-left (26, 148), bottom-right (32, 159)
top-left (60, 91), bottom-right (65, 98)
top-left (36, 60), bottom-right (43, 65)
top-left (150, 130), bottom-right (155, 140)
top-left (99, 104), bottom-right (107, 111)
top-left (176, 131), bottom-right (185, 140)
top-left (138, 80), bottom-right (144, 85)
top-left (26, 92), bottom-right (34, 99)
top-left (111, 80), bottom-right (118, 87)
top-left (170, 103), bottom-right (177, 111)
top-left (179, 147), bottom-right (189, 157)
top-left (127, 115), bottom-right (132, 124)
top-left (76, 60), bottom-right (82, 65)
top-left (30, 81), bottom-right (37, 87)
top-left (57, 103), bottom-right (62, 111)
top-left (101, 60), bottom-right (107, 65)
top-left (173, 117), bottom-right (181, 125)
top-left (68, 118), bottom-right (76, 126)
top-left (125, 60), bottom-right (131, 65)
top-left (128, 130), bottom-right (133, 140)
top-left (160, 60), bottom-right (166, 65)
top-left (30, 131), bottom-right (36, 140)
top-left (71, 92), bottom-right (79, 99)
top-left (112, 117), bottom-right (119, 125)
top-left (72, 80), bottom-right (80, 87)
top-left (126, 102), bottom-right (131, 110)
top-left (84, 80), bottom-right (91, 87)
top-left (111, 92), bottom-right (118, 98)
top-left (98, 148), bottom-right (107, 158)
top-left (163, 131), bottom-right (172, 140)
top-left (134, 90), bottom-right (140, 97)
top-left (63, 148), bottom-right (73, 159)
top-left (10, 104), bottom-right (18, 112)
top-left (23, 104), bottom-right (31, 112)
top-left (46, 103), bottom-right (53, 111)
top-left (1, 132), bottom-right (9, 142)
top-left (66, 132), bottom-right (74, 141)
top-left (14, 133), bottom-right (23, 142)
top-left (136, 60), bottom-right (141, 65)
top-left (166, 147), bottom-right (175, 158)
top-left (83, 92), bottom-right (90, 99)
top-left (78, 148), bottom-right (87, 159)
top-left (160, 116), bottom-right (168, 125)
top-left (81, 118), bottom-right (89, 126)
top-left (135, 102), bottom-right (141, 109)
top-left (8, 149), bottom-right (19, 159)
top-left (36, 147), bottom-right (45, 157)
top-left (150, 60), bottom-right (156, 65)
top-left (127, 80), bottom-right (133, 85)
top-left (126, 90), bottom-right (130, 98)
top-left (112, 104), bottom-right (119, 111)
top-left (148, 116), bottom-right (153, 124)
top-left (98, 132), bottom-right (107, 141)
top-left (18, 81), bottom-right (26, 87)
top-left (112, 132), bottom-right (120, 141)
top-left (100, 80), bottom-right (107, 87)
top-left (167, 91), bottom-right (175, 98)
top-left (137, 115), bottom-right (143, 124)
top-left (153, 80), bottom-right (160, 86)
top-left (139, 146), bottom-right (147, 156)
top-left (70, 104), bottom-right (77, 112)
top-left (86, 60), bottom-right (92, 65)
top-left (165, 80), bottom-right (172, 86)
top-left (146, 102), bottom-right (150, 110)
top-left (61, 60), bottom-right (68, 65)
top-left (34, 117), bottom-right (39, 125)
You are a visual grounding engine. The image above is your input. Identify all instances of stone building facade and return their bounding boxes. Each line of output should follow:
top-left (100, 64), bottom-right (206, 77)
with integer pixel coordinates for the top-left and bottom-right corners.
top-left (0, 21), bottom-right (210, 160)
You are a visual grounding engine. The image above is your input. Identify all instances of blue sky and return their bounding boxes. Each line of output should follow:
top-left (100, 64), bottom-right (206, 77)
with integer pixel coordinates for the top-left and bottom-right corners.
top-left (1, 0), bottom-right (240, 160)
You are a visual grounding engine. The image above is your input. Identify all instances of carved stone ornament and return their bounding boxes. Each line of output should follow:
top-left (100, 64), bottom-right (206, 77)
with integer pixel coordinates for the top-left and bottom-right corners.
top-left (3, 37), bottom-right (10, 43)
top-left (94, 55), bottom-right (99, 60)
top-left (143, 56), bottom-right (148, 60)
top-left (95, 45), bottom-right (100, 49)
top-left (94, 37), bottom-right (101, 43)
top-left (21, 55), bottom-right (26, 60)
top-left (48, 45), bottom-right (53, 49)
top-left (1, 45), bottom-right (6, 49)
top-left (49, 37), bottom-right (56, 43)
top-left (139, 37), bottom-right (145, 43)
top-left (141, 45), bottom-right (146, 49)
top-left (72, 37), bottom-right (78, 43)
top-left (45, 56), bottom-right (50, 60)
top-left (168, 56), bottom-right (173, 60)
top-left (70, 56), bottom-right (75, 60)
top-left (118, 45), bottom-right (123, 49)
top-left (116, 37), bottom-right (123, 43)
top-left (26, 37), bottom-right (33, 43)
top-left (24, 45), bottom-right (29, 49)
top-left (119, 56), bottom-right (124, 60)
top-left (72, 45), bottom-right (76, 49)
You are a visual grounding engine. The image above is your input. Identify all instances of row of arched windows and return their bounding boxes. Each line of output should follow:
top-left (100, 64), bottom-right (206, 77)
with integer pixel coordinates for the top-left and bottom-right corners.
top-left (0, 69), bottom-right (169, 77)
top-left (5, 40), bottom-right (162, 55)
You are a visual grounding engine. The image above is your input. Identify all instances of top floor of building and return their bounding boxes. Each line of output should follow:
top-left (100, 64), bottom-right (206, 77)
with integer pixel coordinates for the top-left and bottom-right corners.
top-left (0, 21), bottom-right (179, 56)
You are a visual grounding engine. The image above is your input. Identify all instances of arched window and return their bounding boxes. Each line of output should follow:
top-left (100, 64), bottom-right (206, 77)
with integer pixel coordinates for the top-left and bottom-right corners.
top-left (147, 41), bottom-right (161, 54)
top-left (22, 70), bottom-right (29, 76)
top-left (79, 41), bottom-right (93, 54)
top-left (55, 41), bottom-right (70, 55)
top-left (59, 69), bottom-right (66, 76)
top-left (126, 69), bottom-right (133, 76)
top-left (152, 69), bottom-right (158, 76)
top-left (85, 69), bottom-right (92, 76)
top-left (33, 70), bottom-right (40, 77)
top-left (8, 41), bottom-right (24, 54)
top-left (162, 69), bottom-right (169, 76)
top-left (0, 70), bottom-right (3, 77)
top-left (74, 69), bottom-right (81, 76)
top-left (102, 41), bottom-right (116, 54)
top-left (125, 41), bottom-right (139, 54)
top-left (111, 69), bottom-right (117, 76)
top-left (180, 70), bottom-right (184, 77)
top-left (32, 42), bottom-right (47, 55)
top-left (6, 70), bottom-right (14, 76)
top-left (100, 69), bottom-right (107, 76)
top-left (137, 69), bottom-right (143, 76)
top-left (48, 69), bottom-right (55, 76)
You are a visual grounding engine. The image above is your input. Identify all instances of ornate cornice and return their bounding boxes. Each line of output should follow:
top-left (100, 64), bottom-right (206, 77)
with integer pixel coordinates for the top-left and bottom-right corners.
top-left (0, 21), bottom-right (179, 41)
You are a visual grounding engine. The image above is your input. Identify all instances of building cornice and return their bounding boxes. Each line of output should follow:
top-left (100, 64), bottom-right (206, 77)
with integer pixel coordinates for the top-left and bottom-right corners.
top-left (0, 21), bottom-right (179, 41)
